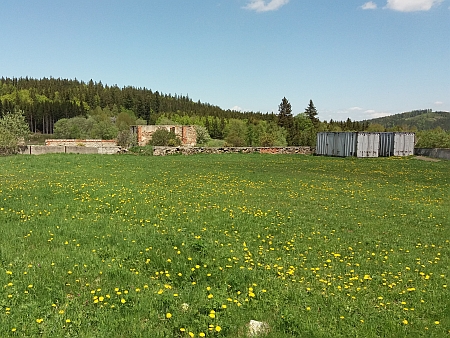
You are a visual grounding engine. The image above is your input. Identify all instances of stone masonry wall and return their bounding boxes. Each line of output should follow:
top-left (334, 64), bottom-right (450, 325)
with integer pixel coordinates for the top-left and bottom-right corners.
top-left (131, 125), bottom-right (197, 146)
top-left (153, 146), bottom-right (313, 156)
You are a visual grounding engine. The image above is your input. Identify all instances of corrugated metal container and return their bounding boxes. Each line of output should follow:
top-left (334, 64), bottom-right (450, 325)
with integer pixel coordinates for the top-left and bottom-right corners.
top-left (316, 132), bottom-right (415, 158)
top-left (316, 132), bottom-right (357, 157)
top-left (379, 132), bottom-right (415, 157)
top-left (379, 133), bottom-right (395, 157)
top-left (356, 132), bottom-right (379, 158)
top-left (394, 132), bottom-right (415, 156)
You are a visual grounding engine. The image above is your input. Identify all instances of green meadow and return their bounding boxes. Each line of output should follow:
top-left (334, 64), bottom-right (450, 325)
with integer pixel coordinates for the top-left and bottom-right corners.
top-left (0, 154), bottom-right (448, 337)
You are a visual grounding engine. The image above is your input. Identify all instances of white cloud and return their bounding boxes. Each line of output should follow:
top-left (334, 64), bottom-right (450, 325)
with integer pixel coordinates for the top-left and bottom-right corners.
top-left (244, 0), bottom-right (289, 12)
top-left (361, 1), bottom-right (378, 9)
top-left (385, 0), bottom-right (443, 12)
top-left (231, 105), bottom-right (242, 111)
top-left (434, 101), bottom-right (444, 105)
top-left (350, 106), bottom-right (364, 111)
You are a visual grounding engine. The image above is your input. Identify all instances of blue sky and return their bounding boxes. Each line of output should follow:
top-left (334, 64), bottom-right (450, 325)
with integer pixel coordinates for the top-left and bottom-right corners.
top-left (1, 0), bottom-right (449, 121)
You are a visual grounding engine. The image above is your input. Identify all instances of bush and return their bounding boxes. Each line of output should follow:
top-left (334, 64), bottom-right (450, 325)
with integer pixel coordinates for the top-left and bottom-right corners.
top-left (194, 125), bottom-right (211, 145)
top-left (416, 128), bottom-right (450, 148)
top-left (0, 111), bottom-right (31, 155)
top-left (116, 130), bottom-right (136, 148)
top-left (151, 128), bottom-right (181, 146)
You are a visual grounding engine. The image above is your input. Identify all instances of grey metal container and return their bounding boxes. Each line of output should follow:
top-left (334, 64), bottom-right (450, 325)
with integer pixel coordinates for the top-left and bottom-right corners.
top-left (379, 132), bottom-right (415, 157)
top-left (356, 132), bottom-right (379, 158)
top-left (316, 132), bottom-right (357, 157)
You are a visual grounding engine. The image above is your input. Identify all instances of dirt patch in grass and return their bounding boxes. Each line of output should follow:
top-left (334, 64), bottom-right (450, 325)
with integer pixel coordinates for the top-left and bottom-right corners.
top-left (414, 155), bottom-right (441, 162)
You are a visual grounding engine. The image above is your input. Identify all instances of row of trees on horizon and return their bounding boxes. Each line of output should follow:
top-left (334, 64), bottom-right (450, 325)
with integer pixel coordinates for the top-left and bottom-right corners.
top-left (1, 77), bottom-right (448, 148)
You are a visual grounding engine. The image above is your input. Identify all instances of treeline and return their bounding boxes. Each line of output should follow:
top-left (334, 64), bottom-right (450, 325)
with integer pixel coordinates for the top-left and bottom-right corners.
top-left (3, 76), bottom-right (448, 148)
top-left (0, 77), bottom-right (275, 134)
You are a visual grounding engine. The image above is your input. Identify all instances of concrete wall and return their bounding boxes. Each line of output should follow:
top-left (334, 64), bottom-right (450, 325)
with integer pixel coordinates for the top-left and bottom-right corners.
top-left (65, 146), bottom-right (99, 154)
top-left (22, 145), bottom-right (122, 155)
top-left (153, 146), bottom-right (313, 156)
top-left (46, 139), bottom-right (117, 147)
top-left (30, 146), bottom-right (65, 155)
top-left (415, 148), bottom-right (450, 160)
top-left (131, 125), bottom-right (197, 146)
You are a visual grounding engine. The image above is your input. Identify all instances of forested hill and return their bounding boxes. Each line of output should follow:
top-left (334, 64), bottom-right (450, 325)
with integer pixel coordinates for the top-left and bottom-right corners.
top-left (362, 109), bottom-right (450, 131)
top-left (0, 77), bottom-right (274, 133)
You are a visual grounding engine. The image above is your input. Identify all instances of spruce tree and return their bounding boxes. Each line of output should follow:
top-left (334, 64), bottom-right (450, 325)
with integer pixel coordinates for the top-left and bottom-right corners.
top-left (277, 97), bottom-right (294, 145)
top-left (305, 99), bottom-right (319, 127)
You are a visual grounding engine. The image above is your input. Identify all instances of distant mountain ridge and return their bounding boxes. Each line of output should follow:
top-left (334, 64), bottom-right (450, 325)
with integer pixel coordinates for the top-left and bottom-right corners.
top-left (362, 109), bottom-right (450, 131)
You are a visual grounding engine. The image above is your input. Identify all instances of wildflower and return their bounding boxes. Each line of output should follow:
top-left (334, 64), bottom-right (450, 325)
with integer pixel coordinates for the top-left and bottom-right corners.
top-left (121, 298), bottom-right (126, 304)
top-left (215, 326), bottom-right (221, 332)
top-left (434, 321), bottom-right (440, 325)
top-left (402, 319), bottom-right (408, 325)
top-left (166, 312), bottom-right (172, 319)
top-left (66, 319), bottom-right (71, 323)
top-left (199, 333), bottom-right (205, 337)
top-left (36, 318), bottom-right (44, 324)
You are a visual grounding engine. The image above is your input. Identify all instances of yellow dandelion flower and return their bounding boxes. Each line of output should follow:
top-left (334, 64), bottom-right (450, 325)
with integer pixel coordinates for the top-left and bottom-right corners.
top-left (166, 312), bottom-right (172, 319)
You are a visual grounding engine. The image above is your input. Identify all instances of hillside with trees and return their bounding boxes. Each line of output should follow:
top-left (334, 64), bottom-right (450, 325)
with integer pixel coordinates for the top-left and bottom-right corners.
top-left (362, 109), bottom-right (450, 131)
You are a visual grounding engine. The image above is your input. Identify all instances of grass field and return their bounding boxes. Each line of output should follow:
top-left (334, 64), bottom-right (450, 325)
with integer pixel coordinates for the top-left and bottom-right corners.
top-left (0, 154), bottom-right (449, 337)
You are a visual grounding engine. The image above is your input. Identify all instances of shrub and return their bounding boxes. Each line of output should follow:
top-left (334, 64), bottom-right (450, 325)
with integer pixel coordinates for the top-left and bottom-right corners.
top-left (0, 111), bottom-right (30, 155)
top-left (151, 128), bottom-right (181, 146)
top-left (116, 130), bottom-right (136, 148)
top-left (194, 125), bottom-right (211, 145)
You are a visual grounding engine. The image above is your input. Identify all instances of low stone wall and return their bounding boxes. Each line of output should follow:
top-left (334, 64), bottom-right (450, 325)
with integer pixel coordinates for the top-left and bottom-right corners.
top-left (415, 148), bottom-right (450, 160)
top-left (153, 146), bottom-right (313, 156)
top-left (21, 145), bottom-right (122, 155)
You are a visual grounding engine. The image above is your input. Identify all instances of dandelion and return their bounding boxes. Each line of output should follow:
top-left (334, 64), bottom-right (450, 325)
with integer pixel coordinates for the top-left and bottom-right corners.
top-left (402, 319), bottom-right (408, 325)
top-left (215, 326), bottom-right (221, 332)
top-left (66, 319), bottom-right (71, 323)
top-left (199, 333), bottom-right (206, 337)
top-left (36, 318), bottom-right (44, 324)
top-left (434, 321), bottom-right (440, 325)
top-left (11, 328), bottom-right (16, 332)
top-left (121, 298), bottom-right (126, 304)
top-left (166, 312), bottom-right (172, 319)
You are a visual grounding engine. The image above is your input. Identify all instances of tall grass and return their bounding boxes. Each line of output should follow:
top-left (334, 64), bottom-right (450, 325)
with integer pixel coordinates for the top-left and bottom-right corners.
top-left (0, 154), bottom-right (448, 337)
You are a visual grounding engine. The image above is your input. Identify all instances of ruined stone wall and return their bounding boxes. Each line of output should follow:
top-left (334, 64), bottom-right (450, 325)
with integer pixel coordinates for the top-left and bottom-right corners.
top-left (153, 146), bottom-right (313, 156)
top-left (132, 125), bottom-right (197, 146)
